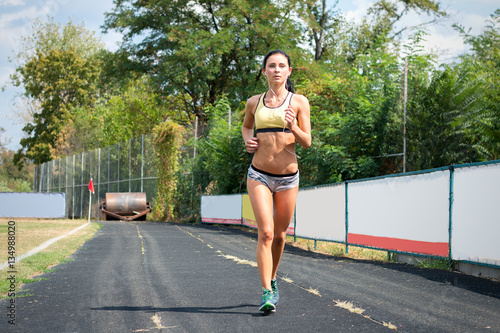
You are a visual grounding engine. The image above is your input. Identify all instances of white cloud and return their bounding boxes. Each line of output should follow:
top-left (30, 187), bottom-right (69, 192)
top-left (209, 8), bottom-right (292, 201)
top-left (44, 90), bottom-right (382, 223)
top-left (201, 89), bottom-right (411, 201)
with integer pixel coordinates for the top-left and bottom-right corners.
top-left (0, 4), bottom-right (58, 52)
top-left (0, 5), bottom-right (39, 29)
top-left (343, 0), bottom-right (372, 22)
top-left (0, 0), bottom-right (25, 6)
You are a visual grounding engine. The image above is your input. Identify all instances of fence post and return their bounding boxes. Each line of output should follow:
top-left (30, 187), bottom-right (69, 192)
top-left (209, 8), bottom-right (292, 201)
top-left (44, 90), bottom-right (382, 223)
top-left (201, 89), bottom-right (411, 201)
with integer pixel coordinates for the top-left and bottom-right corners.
top-left (98, 147), bottom-right (101, 220)
top-left (81, 152), bottom-right (84, 218)
top-left (107, 146), bottom-right (110, 194)
top-left (345, 181), bottom-right (349, 254)
top-left (72, 154), bottom-right (75, 219)
top-left (117, 142), bottom-right (120, 192)
top-left (448, 165), bottom-right (455, 267)
top-left (66, 156), bottom-right (69, 218)
top-left (129, 138), bottom-right (132, 192)
top-left (141, 134), bottom-right (144, 193)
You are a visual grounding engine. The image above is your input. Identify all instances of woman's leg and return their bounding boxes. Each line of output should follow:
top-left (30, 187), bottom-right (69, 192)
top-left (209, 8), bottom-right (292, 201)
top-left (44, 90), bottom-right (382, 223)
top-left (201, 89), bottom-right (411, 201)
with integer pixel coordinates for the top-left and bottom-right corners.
top-left (247, 178), bottom-right (274, 290)
top-left (271, 186), bottom-right (299, 280)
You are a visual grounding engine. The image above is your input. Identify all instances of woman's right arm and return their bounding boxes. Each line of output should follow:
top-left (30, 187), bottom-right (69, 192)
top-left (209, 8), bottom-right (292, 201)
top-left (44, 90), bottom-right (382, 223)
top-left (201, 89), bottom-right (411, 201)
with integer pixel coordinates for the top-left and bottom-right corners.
top-left (242, 96), bottom-right (259, 153)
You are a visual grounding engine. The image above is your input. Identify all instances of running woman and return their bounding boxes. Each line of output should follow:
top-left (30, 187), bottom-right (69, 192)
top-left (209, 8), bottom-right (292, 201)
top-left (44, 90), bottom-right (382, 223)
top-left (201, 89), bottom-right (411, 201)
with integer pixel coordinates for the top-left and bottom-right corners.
top-left (242, 50), bottom-right (311, 313)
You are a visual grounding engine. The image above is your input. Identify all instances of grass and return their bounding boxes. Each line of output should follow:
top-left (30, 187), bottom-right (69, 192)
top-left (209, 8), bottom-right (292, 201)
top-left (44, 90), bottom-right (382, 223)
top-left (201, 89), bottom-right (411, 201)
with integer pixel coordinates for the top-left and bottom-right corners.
top-left (0, 218), bottom-right (101, 299)
top-left (415, 258), bottom-right (453, 270)
top-left (286, 236), bottom-right (388, 262)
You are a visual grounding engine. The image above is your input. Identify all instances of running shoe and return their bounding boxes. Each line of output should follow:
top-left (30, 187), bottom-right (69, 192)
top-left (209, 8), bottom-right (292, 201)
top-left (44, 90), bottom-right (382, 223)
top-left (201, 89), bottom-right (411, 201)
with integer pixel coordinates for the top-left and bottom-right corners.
top-left (271, 279), bottom-right (279, 305)
top-left (259, 288), bottom-right (276, 312)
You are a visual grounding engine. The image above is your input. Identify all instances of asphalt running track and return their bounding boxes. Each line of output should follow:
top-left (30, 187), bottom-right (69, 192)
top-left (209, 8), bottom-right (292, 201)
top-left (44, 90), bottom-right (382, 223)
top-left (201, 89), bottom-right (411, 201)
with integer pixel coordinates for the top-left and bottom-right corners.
top-left (1, 221), bottom-right (499, 332)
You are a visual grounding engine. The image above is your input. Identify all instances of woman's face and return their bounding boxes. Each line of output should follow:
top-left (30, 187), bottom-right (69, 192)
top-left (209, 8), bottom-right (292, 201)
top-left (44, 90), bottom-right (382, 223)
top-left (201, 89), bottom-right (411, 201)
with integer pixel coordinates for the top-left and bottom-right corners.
top-left (263, 54), bottom-right (291, 84)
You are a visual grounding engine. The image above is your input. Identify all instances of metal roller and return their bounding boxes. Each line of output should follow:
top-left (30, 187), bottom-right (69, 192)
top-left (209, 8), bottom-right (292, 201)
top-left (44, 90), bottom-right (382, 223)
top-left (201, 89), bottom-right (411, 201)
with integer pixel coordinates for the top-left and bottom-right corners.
top-left (101, 192), bottom-right (151, 221)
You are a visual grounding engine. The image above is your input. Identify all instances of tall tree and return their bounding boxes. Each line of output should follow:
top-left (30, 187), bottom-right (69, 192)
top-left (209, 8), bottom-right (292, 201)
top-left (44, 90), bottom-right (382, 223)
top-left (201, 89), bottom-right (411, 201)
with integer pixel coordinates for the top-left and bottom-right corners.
top-left (13, 49), bottom-right (101, 165)
top-left (10, 16), bottom-right (104, 67)
top-left (369, 0), bottom-right (446, 37)
top-left (102, 0), bottom-right (304, 128)
top-left (343, 0), bottom-right (446, 64)
top-left (453, 9), bottom-right (500, 160)
top-left (9, 18), bottom-right (105, 166)
top-left (298, 0), bottom-right (341, 61)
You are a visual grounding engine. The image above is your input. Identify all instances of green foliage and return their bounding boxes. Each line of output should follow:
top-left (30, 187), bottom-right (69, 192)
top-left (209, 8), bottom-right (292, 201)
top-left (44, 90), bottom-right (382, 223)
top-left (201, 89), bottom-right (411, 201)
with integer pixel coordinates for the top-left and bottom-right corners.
top-left (13, 48), bottom-right (101, 165)
top-left (298, 36), bottom-right (403, 184)
top-left (9, 18), bottom-right (104, 166)
top-left (151, 121), bottom-right (185, 221)
top-left (102, 0), bottom-right (305, 126)
top-left (453, 10), bottom-right (500, 160)
top-left (95, 76), bottom-right (173, 146)
top-left (9, 16), bottom-right (105, 68)
top-left (194, 96), bottom-right (251, 194)
top-left (0, 129), bottom-right (34, 192)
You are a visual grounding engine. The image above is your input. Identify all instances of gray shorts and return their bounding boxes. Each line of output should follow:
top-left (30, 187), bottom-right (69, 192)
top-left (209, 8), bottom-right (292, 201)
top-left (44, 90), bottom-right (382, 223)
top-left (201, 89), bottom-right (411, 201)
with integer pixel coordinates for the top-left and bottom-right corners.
top-left (247, 164), bottom-right (299, 193)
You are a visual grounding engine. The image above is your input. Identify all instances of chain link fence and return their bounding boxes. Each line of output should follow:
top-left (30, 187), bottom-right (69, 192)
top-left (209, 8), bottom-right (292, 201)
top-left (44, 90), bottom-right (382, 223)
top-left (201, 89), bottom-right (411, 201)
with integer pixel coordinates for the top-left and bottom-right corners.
top-left (33, 135), bottom-right (159, 219)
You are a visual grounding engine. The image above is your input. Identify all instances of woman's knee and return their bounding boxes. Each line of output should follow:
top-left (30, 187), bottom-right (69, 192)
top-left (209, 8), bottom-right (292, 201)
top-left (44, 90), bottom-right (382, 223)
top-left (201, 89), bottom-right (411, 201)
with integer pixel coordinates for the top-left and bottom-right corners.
top-left (273, 232), bottom-right (286, 246)
top-left (258, 229), bottom-right (274, 244)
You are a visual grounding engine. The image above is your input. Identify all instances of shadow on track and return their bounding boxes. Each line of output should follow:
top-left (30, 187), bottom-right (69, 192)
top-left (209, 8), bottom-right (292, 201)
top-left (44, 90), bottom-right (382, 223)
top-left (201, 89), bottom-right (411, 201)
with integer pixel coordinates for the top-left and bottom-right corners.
top-left (91, 304), bottom-right (262, 317)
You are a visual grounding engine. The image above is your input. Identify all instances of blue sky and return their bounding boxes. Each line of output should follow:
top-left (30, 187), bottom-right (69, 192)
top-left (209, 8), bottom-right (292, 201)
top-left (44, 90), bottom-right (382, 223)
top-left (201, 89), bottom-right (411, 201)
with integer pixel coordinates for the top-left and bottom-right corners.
top-left (0, 0), bottom-right (498, 151)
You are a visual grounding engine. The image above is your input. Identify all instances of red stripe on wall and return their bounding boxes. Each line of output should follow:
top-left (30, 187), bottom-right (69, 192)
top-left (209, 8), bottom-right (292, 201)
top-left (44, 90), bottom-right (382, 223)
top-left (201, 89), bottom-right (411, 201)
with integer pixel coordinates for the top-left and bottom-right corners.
top-left (202, 217), bottom-right (241, 225)
top-left (348, 233), bottom-right (449, 257)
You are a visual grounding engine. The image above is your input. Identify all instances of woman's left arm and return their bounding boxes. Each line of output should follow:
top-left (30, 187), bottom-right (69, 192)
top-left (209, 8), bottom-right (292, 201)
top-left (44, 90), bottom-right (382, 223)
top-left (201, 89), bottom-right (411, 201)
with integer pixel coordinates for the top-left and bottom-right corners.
top-left (285, 95), bottom-right (311, 149)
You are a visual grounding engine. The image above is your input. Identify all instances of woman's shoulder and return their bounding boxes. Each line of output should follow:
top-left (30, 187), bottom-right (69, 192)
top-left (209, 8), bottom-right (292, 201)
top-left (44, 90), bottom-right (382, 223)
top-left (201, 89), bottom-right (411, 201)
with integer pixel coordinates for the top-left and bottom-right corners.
top-left (245, 93), bottom-right (263, 109)
top-left (291, 93), bottom-right (309, 103)
top-left (291, 93), bottom-right (310, 108)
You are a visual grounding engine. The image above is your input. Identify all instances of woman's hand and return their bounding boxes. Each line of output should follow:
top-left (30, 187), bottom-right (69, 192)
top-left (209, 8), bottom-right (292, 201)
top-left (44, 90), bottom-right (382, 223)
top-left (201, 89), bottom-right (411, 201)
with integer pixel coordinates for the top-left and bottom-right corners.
top-left (285, 96), bottom-right (311, 149)
top-left (245, 137), bottom-right (259, 153)
top-left (284, 105), bottom-right (296, 129)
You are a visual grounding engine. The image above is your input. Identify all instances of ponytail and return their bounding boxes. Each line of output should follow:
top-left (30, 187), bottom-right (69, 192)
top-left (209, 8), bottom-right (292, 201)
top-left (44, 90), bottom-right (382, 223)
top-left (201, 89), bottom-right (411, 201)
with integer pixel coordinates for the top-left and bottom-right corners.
top-left (286, 77), bottom-right (295, 93)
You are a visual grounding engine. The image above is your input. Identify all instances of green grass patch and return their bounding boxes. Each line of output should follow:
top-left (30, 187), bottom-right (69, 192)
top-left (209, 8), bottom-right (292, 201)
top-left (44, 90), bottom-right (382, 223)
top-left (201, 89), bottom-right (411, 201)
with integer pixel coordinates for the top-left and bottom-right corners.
top-left (0, 219), bottom-right (101, 299)
top-left (415, 258), bottom-right (453, 270)
top-left (286, 236), bottom-right (388, 262)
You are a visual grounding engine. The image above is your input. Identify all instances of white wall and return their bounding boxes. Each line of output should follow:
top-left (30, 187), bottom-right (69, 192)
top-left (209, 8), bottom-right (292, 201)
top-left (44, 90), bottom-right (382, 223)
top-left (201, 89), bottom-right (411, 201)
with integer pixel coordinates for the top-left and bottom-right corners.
top-left (201, 194), bottom-right (242, 224)
top-left (347, 170), bottom-right (450, 256)
top-left (0, 193), bottom-right (66, 218)
top-left (295, 184), bottom-right (346, 242)
top-left (452, 164), bottom-right (500, 266)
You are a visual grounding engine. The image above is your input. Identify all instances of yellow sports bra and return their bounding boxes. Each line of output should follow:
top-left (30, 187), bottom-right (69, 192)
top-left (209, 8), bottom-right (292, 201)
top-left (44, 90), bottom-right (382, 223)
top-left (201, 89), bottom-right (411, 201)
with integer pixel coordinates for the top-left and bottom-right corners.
top-left (254, 92), bottom-right (295, 133)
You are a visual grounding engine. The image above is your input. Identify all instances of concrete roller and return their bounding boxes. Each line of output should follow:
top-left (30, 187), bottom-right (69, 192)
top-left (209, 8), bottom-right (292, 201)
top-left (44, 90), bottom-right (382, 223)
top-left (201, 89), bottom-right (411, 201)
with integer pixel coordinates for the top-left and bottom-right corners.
top-left (101, 192), bottom-right (151, 221)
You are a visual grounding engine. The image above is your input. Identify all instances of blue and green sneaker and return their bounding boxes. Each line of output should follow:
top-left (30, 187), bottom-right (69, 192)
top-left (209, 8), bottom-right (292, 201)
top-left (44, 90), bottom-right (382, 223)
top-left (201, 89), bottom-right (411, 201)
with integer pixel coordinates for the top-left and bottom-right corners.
top-left (259, 288), bottom-right (276, 312)
top-left (271, 279), bottom-right (279, 305)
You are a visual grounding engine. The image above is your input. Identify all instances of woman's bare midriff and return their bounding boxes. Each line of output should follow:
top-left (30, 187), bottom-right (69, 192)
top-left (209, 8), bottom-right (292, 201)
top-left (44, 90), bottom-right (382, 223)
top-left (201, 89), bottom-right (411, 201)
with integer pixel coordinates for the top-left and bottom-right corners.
top-left (252, 132), bottom-right (298, 175)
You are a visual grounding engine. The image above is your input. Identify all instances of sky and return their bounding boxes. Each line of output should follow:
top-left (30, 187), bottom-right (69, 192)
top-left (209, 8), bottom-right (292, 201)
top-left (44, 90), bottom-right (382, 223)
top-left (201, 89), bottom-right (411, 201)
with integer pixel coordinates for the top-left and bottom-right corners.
top-left (0, 0), bottom-right (498, 151)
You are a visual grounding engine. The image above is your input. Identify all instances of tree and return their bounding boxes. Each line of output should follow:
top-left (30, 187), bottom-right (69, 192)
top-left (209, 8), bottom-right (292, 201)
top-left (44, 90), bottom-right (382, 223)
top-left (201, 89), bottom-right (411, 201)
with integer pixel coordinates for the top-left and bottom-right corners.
top-left (406, 65), bottom-right (480, 170)
top-left (297, 0), bottom-right (341, 61)
top-left (0, 128), bottom-right (33, 192)
top-left (369, 0), bottom-right (446, 37)
top-left (344, 0), bottom-right (446, 64)
top-left (12, 48), bottom-right (101, 165)
top-left (453, 9), bottom-right (500, 160)
top-left (94, 75), bottom-right (180, 148)
top-left (9, 18), bottom-right (105, 166)
top-left (9, 16), bottom-right (104, 67)
top-left (103, 0), bottom-right (304, 130)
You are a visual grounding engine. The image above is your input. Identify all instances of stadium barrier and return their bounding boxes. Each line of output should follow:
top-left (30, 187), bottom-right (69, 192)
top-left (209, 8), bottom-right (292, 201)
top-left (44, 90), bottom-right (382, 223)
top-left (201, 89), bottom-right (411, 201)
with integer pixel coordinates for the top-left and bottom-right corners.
top-left (0, 192), bottom-right (66, 218)
top-left (201, 160), bottom-right (500, 269)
